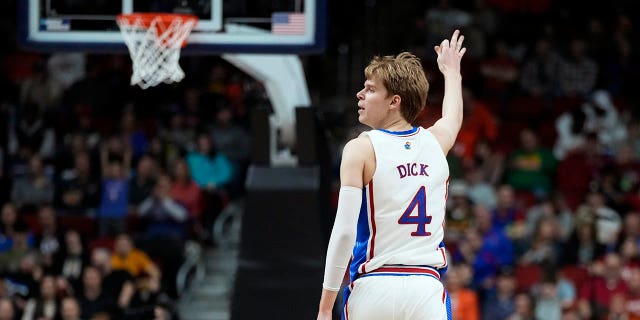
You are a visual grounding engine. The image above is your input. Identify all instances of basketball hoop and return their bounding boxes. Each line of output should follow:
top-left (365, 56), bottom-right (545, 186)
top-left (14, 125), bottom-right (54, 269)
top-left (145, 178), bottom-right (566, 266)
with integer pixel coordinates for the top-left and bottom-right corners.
top-left (117, 13), bottom-right (198, 89)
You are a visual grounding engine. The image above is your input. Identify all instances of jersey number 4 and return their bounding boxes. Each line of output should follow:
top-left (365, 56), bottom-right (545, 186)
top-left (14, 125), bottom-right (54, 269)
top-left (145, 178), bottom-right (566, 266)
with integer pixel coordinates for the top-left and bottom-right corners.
top-left (397, 186), bottom-right (432, 236)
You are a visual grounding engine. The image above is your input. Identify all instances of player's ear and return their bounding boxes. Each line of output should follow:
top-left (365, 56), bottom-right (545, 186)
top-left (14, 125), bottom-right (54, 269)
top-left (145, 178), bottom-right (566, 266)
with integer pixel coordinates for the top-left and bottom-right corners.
top-left (390, 94), bottom-right (401, 110)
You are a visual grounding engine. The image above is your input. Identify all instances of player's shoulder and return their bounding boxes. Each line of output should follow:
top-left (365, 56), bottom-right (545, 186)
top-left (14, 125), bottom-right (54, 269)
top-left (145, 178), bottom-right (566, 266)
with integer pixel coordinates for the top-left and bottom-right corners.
top-left (342, 132), bottom-right (373, 156)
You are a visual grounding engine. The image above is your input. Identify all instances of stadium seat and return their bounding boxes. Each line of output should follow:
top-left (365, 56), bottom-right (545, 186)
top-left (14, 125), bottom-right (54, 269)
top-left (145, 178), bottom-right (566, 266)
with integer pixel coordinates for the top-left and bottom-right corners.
top-left (515, 264), bottom-right (543, 292)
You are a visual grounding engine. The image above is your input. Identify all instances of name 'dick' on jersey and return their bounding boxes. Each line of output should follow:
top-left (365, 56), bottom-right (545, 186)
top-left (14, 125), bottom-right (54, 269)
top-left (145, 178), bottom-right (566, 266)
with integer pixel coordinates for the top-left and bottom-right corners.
top-left (350, 126), bottom-right (449, 278)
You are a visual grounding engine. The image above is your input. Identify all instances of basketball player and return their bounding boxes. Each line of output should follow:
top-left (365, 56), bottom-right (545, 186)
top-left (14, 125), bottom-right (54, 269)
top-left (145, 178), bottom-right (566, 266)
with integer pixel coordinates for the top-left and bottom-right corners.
top-left (317, 30), bottom-right (466, 320)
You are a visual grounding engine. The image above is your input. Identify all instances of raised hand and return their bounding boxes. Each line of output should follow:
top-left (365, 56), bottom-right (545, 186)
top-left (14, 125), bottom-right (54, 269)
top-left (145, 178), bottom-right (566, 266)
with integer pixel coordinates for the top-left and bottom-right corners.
top-left (434, 29), bottom-right (466, 76)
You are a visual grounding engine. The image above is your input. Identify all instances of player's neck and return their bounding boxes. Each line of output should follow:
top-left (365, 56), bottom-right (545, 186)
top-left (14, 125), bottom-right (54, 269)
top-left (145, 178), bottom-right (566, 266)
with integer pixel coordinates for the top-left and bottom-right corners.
top-left (378, 118), bottom-right (413, 132)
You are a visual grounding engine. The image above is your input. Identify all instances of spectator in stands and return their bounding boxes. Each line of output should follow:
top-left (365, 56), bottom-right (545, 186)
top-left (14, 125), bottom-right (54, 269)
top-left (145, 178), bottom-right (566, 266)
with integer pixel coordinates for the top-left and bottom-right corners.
top-left (563, 211), bottom-right (607, 267)
top-left (138, 174), bottom-right (188, 240)
top-left (118, 106), bottom-right (148, 161)
top-left (60, 296), bottom-right (82, 320)
top-left (56, 150), bottom-right (101, 214)
top-left (160, 111), bottom-right (195, 158)
top-left (482, 266), bottom-right (517, 320)
top-left (97, 141), bottom-right (132, 237)
top-left (505, 128), bottom-right (557, 199)
top-left (479, 38), bottom-right (519, 102)
top-left (137, 174), bottom-right (187, 299)
top-left (533, 267), bottom-right (576, 318)
top-left (170, 158), bottom-right (204, 239)
top-left (459, 204), bottom-right (514, 290)
top-left (35, 205), bottom-right (65, 274)
top-left (0, 226), bottom-right (36, 276)
top-left (557, 38), bottom-right (598, 99)
top-left (490, 184), bottom-right (526, 238)
top-left (525, 192), bottom-right (574, 242)
top-left (186, 132), bottom-right (233, 192)
top-left (519, 37), bottom-right (562, 99)
top-left (91, 247), bottom-right (134, 314)
top-left (452, 87), bottom-right (499, 166)
top-left (622, 267), bottom-right (640, 319)
top-left (577, 190), bottom-right (622, 250)
top-left (10, 104), bottom-right (57, 159)
top-left (508, 292), bottom-right (535, 320)
top-left (578, 252), bottom-right (629, 319)
top-left (445, 179), bottom-right (474, 245)
top-left (445, 264), bottom-right (480, 320)
top-left (518, 218), bottom-right (563, 266)
top-left (553, 105), bottom-right (587, 161)
top-left (21, 275), bottom-right (59, 320)
top-left (583, 90), bottom-right (627, 152)
top-left (110, 233), bottom-right (161, 298)
top-left (76, 265), bottom-right (113, 319)
top-left (128, 154), bottom-right (158, 207)
top-left (209, 105), bottom-right (251, 195)
top-left (465, 166), bottom-right (497, 208)
top-left (0, 203), bottom-right (27, 253)
top-left (186, 132), bottom-right (233, 240)
top-left (0, 298), bottom-right (15, 320)
top-left (58, 230), bottom-right (89, 293)
top-left (11, 154), bottom-right (55, 213)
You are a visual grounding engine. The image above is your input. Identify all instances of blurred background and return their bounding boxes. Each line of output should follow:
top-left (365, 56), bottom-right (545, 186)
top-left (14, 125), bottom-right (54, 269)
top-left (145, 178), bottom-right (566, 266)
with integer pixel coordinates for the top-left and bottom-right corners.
top-left (1, 0), bottom-right (640, 319)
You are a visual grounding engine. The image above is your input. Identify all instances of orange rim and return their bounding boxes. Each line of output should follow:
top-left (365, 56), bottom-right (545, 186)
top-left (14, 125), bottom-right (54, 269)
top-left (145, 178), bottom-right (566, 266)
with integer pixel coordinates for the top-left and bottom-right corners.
top-left (116, 13), bottom-right (198, 28)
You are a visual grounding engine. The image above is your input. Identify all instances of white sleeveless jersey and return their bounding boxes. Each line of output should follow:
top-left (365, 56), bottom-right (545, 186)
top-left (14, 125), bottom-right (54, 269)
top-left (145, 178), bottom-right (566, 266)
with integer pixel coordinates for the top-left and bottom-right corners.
top-left (349, 126), bottom-right (449, 279)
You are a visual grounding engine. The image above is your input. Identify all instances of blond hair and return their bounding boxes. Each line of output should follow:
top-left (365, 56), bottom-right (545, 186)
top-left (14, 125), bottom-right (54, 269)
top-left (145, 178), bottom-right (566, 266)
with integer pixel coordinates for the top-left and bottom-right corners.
top-left (364, 52), bottom-right (429, 123)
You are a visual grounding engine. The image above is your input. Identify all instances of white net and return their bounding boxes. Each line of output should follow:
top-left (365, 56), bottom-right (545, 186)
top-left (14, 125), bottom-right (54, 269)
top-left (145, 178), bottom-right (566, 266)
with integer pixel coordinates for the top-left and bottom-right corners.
top-left (117, 14), bottom-right (197, 89)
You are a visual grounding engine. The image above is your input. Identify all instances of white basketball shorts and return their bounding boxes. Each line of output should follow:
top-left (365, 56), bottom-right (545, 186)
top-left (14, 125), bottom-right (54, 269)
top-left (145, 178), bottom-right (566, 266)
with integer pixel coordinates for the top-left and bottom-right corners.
top-left (344, 267), bottom-right (451, 320)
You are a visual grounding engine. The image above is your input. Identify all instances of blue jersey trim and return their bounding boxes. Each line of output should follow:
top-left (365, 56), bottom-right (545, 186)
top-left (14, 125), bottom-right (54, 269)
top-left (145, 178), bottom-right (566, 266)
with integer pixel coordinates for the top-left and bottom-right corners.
top-left (377, 126), bottom-right (418, 136)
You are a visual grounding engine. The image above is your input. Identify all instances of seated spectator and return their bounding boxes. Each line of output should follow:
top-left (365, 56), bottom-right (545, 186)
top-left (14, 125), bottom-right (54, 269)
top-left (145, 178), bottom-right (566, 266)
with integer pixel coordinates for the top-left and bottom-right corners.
top-left (60, 296), bottom-right (82, 320)
top-left (465, 166), bottom-right (497, 208)
top-left (0, 226), bottom-right (36, 276)
top-left (76, 266), bottom-right (114, 320)
top-left (505, 128), bottom-right (557, 199)
top-left (577, 252), bottom-right (628, 319)
top-left (128, 155), bottom-right (158, 208)
top-left (507, 292), bottom-right (535, 320)
top-left (525, 192), bottom-right (574, 242)
top-left (0, 298), bottom-right (15, 320)
top-left (563, 212), bottom-right (607, 267)
top-left (170, 158), bottom-right (204, 238)
top-left (21, 275), bottom-right (59, 320)
top-left (532, 268), bottom-right (576, 319)
top-left (92, 247), bottom-right (135, 313)
top-left (110, 234), bottom-right (161, 298)
top-left (576, 191), bottom-right (622, 250)
top-left (482, 266), bottom-right (517, 320)
top-left (445, 179), bottom-right (474, 245)
top-left (451, 87), bottom-right (498, 165)
top-left (491, 184), bottom-right (526, 239)
top-left (557, 38), bottom-right (598, 99)
top-left (186, 132), bottom-right (233, 239)
top-left (0, 203), bottom-right (27, 253)
top-left (55, 150), bottom-right (101, 214)
top-left (57, 230), bottom-right (89, 293)
top-left (209, 105), bottom-right (251, 196)
top-left (35, 205), bottom-right (66, 274)
top-left (456, 204), bottom-right (514, 290)
top-left (138, 174), bottom-right (188, 241)
top-left (11, 154), bottom-right (55, 213)
top-left (445, 264), bottom-right (480, 320)
top-left (518, 218), bottom-right (564, 266)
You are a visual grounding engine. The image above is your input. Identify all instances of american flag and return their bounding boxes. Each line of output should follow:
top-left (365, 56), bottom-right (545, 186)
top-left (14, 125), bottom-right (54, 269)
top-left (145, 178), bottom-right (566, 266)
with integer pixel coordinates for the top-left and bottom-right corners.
top-left (271, 12), bottom-right (305, 35)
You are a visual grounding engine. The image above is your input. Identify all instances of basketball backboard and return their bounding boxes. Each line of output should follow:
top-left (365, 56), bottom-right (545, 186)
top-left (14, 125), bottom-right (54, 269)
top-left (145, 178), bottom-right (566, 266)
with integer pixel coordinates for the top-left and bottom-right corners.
top-left (19, 0), bottom-right (326, 54)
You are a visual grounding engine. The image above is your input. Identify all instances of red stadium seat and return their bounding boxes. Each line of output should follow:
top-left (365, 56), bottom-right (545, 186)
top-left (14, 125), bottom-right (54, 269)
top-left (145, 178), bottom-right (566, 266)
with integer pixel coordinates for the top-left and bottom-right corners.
top-left (515, 264), bottom-right (542, 292)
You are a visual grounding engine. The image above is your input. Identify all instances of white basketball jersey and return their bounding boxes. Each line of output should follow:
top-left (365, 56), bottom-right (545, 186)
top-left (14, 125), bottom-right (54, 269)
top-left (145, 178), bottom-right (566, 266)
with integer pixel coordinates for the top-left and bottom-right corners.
top-left (349, 126), bottom-right (449, 279)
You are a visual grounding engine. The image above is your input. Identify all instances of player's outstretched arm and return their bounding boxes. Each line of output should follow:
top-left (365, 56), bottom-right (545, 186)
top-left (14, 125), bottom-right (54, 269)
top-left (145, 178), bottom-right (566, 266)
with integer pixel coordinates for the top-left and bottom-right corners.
top-left (318, 136), bottom-right (369, 320)
top-left (429, 29), bottom-right (466, 154)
